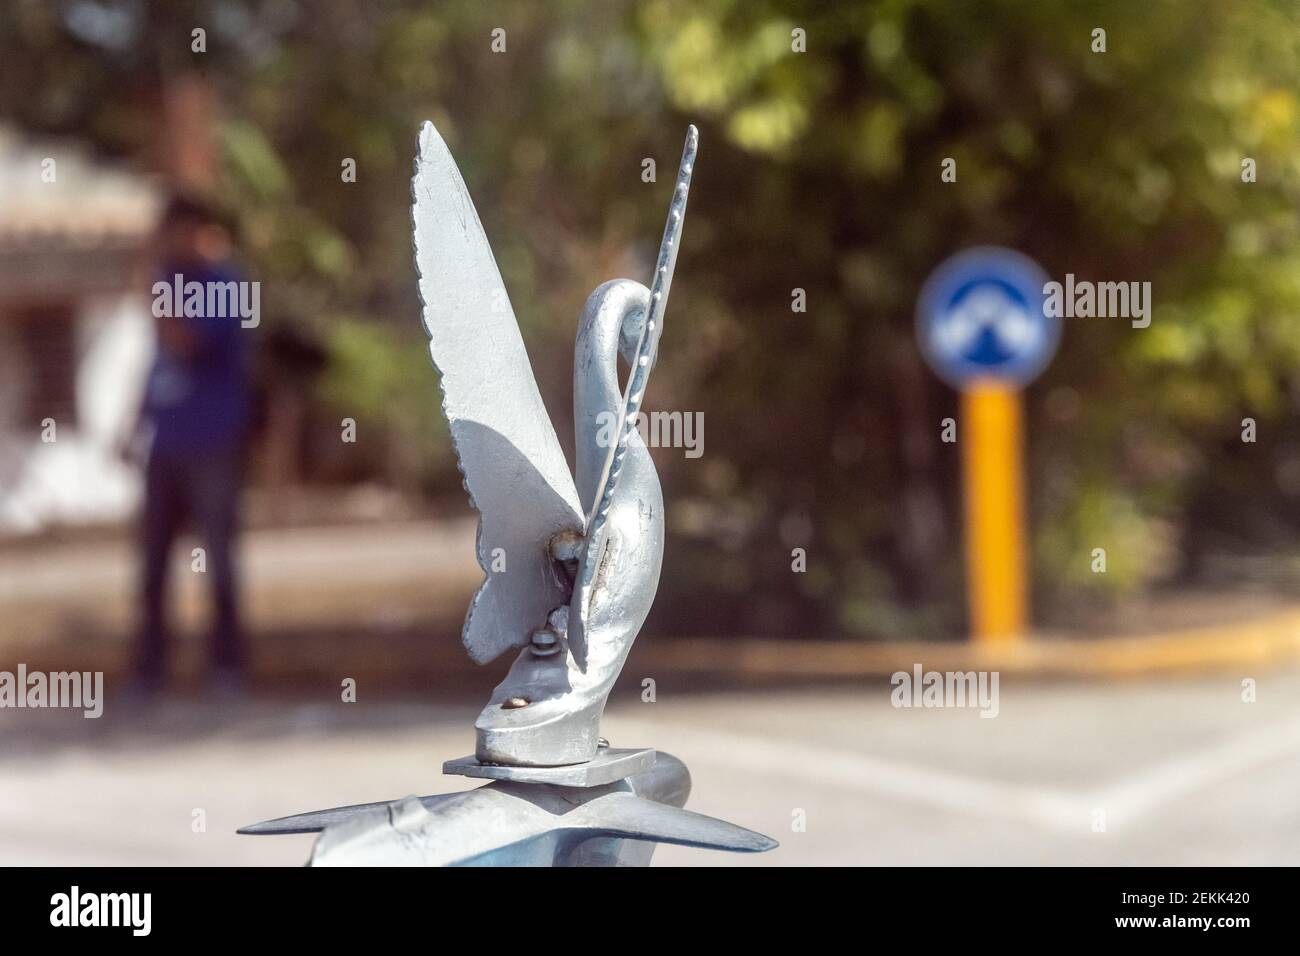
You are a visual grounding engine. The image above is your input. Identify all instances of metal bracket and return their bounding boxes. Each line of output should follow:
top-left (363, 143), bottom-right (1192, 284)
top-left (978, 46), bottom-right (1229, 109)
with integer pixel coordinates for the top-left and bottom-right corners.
top-left (443, 748), bottom-right (656, 787)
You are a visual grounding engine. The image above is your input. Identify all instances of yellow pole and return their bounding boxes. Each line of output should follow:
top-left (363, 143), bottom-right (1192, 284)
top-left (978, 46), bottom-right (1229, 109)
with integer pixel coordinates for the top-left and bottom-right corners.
top-left (961, 380), bottom-right (1028, 641)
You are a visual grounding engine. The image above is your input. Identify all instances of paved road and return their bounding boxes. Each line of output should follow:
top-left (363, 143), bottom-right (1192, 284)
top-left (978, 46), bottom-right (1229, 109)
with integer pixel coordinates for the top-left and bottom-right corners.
top-left (2, 665), bottom-right (1298, 866)
top-left (0, 518), bottom-right (481, 655)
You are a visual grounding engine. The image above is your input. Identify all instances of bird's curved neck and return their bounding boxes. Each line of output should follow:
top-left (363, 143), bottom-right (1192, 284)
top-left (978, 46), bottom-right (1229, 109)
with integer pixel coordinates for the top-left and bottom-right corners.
top-left (573, 279), bottom-right (654, 517)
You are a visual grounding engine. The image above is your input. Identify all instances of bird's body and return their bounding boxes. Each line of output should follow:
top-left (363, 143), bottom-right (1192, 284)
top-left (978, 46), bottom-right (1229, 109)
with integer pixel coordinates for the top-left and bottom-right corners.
top-left (475, 279), bottom-right (665, 766)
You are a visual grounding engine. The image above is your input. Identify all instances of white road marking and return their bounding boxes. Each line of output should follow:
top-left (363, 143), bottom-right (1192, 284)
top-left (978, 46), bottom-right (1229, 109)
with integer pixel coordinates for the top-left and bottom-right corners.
top-left (1094, 711), bottom-right (1300, 828)
top-left (611, 712), bottom-right (1300, 835)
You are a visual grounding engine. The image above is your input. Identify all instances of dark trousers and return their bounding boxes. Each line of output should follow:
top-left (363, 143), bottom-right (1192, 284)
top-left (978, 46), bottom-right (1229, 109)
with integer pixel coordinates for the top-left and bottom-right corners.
top-left (136, 446), bottom-right (244, 683)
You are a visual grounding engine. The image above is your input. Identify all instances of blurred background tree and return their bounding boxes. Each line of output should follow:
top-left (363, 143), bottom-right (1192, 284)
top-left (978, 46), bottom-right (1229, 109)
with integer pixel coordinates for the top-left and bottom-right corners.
top-left (3, 0), bottom-right (1299, 640)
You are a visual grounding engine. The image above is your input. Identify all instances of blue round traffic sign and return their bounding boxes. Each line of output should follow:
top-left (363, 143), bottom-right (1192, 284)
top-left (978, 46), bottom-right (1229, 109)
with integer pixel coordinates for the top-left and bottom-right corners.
top-left (916, 247), bottom-right (1059, 388)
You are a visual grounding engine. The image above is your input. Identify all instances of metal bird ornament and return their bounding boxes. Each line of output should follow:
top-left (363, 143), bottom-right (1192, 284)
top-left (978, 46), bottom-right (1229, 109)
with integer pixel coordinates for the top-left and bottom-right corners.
top-left (241, 122), bottom-right (775, 865)
top-left (412, 120), bottom-right (694, 767)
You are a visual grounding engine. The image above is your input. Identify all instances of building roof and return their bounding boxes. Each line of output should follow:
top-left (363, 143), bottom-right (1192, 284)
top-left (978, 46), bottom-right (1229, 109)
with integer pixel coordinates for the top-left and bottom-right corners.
top-left (0, 126), bottom-right (162, 299)
top-left (0, 125), bottom-right (161, 249)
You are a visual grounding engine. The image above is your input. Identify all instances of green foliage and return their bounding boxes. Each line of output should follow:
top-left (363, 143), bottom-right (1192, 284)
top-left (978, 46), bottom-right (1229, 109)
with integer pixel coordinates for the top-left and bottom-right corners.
top-left (4, 0), bottom-right (1300, 637)
top-left (322, 318), bottom-right (453, 493)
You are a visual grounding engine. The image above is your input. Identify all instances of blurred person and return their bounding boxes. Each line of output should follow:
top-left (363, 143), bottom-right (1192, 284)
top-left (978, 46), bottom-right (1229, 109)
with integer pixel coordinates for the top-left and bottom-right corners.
top-left (122, 194), bottom-right (252, 698)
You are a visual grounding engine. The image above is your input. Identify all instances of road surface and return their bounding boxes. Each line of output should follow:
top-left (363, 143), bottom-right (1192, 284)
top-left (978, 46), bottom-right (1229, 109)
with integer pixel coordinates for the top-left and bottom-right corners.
top-left (2, 666), bottom-right (1298, 865)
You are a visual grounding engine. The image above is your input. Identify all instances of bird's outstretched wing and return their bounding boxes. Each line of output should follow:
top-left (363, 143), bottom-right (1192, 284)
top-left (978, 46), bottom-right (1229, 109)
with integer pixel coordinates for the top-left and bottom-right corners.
top-left (412, 121), bottom-right (583, 664)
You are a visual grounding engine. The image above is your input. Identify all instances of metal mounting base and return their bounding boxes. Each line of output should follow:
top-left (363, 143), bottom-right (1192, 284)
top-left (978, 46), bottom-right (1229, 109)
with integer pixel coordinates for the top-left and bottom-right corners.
top-left (239, 750), bottom-right (777, 865)
top-left (442, 748), bottom-right (656, 787)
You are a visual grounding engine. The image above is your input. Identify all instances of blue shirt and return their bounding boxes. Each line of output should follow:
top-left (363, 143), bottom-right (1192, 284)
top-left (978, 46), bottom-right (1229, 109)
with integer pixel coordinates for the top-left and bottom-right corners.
top-left (143, 262), bottom-right (251, 456)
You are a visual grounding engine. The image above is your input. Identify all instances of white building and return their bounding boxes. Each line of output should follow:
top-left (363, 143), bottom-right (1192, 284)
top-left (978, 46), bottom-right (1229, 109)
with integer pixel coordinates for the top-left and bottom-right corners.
top-left (0, 126), bottom-right (161, 533)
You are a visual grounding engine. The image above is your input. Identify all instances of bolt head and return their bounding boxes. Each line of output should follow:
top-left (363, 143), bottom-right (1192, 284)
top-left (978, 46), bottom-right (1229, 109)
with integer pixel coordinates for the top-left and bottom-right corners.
top-left (529, 627), bottom-right (561, 657)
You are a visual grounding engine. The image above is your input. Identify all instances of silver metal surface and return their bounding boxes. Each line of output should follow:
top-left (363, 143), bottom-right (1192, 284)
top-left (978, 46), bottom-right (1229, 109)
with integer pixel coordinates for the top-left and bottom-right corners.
top-left (569, 126), bottom-right (698, 669)
top-left (413, 122), bottom-right (690, 768)
top-left (241, 123), bottom-right (777, 864)
top-left (242, 752), bottom-right (776, 866)
top-left (473, 279), bottom-right (665, 766)
top-left (442, 747), bottom-right (656, 786)
top-left (412, 121), bottom-right (584, 666)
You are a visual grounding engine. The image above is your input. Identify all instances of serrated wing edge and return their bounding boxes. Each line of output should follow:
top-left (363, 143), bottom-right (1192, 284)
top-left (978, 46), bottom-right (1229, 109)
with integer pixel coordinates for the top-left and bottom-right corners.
top-left (412, 121), bottom-right (583, 664)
